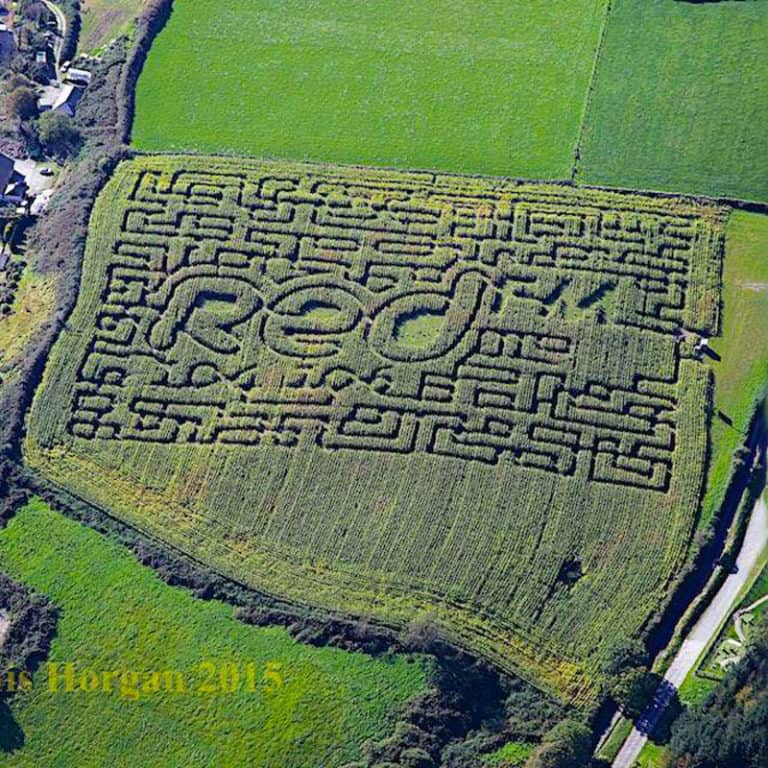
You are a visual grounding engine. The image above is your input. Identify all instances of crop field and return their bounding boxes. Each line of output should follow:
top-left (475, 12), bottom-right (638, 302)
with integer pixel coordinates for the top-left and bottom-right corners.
top-left (26, 154), bottom-right (725, 704)
top-left (131, 0), bottom-right (607, 178)
top-left (0, 499), bottom-right (428, 767)
top-left (579, 0), bottom-right (768, 203)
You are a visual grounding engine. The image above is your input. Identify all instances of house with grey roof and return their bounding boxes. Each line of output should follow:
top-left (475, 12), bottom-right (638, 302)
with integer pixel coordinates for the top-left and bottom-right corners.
top-left (0, 153), bottom-right (14, 198)
top-left (46, 83), bottom-right (85, 118)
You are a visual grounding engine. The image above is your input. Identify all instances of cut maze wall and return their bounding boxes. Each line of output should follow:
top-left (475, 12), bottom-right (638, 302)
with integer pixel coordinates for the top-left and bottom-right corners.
top-left (67, 162), bottom-right (721, 493)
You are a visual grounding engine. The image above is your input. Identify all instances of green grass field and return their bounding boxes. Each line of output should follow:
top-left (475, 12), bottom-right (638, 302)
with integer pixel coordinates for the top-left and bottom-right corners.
top-left (700, 213), bottom-right (768, 525)
top-left (579, 0), bottom-right (768, 203)
top-left (0, 499), bottom-right (428, 767)
top-left (132, 0), bottom-right (607, 178)
top-left (25, 154), bottom-right (725, 704)
top-left (744, 560), bottom-right (768, 609)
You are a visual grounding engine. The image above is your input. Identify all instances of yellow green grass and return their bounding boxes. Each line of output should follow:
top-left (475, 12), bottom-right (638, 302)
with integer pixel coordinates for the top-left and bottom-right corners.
top-left (482, 741), bottom-right (534, 767)
top-left (0, 499), bottom-right (428, 767)
top-left (0, 270), bottom-right (56, 370)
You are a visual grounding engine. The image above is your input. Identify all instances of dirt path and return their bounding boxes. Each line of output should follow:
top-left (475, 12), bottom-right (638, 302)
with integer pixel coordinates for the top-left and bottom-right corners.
top-left (612, 495), bottom-right (768, 768)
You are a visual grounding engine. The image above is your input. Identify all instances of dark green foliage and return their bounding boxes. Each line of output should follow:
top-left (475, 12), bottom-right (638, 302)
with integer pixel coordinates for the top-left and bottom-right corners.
top-left (596, 638), bottom-right (659, 720)
top-left (525, 719), bottom-right (593, 768)
top-left (669, 616), bottom-right (768, 768)
top-left (0, 260), bottom-right (26, 317)
top-left (6, 88), bottom-right (38, 122)
top-left (504, 677), bottom-right (565, 740)
top-left (361, 649), bottom-right (513, 768)
top-left (58, 0), bottom-right (81, 64)
top-left (37, 112), bottom-right (81, 159)
top-left (0, 572), bottom-right (57, 684)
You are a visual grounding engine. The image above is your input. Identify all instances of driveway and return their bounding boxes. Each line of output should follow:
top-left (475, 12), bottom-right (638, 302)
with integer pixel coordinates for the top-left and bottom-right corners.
top-left (14, 158), bottom-right (57, 196)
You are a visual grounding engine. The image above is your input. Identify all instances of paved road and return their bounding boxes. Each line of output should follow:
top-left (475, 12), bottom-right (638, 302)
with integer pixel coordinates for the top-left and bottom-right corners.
top-left (613, 495), bottom-right (768, 767)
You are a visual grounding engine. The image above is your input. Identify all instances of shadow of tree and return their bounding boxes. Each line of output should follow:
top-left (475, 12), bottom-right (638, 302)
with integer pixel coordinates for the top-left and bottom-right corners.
top-left (0, 699), bottom-right (24, 752)
top-left (650, 689), bottom-right (684, 746)
top-left (632, 676), bottom-right (682, 739)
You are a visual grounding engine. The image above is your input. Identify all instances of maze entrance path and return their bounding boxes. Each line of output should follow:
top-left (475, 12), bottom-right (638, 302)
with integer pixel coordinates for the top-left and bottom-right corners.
top-left (27, 156), bottom-right (724, 703)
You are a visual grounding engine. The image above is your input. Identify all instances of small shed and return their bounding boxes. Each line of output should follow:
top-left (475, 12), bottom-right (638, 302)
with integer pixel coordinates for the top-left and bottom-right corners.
top-left (64, 67), bottom-right (92, 86)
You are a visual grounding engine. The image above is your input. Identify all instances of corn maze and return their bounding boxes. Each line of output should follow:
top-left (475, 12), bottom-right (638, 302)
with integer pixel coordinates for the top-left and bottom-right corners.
top-left (28, 156), bottom-right (724, 702)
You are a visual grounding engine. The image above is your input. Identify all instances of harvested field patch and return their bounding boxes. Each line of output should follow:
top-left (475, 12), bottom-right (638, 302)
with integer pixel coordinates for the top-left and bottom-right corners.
top-left (79, 0), bottom-right (144, 52)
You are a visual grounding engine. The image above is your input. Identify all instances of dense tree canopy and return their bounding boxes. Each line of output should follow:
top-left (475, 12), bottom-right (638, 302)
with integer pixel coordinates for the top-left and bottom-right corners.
top-left (670, 616), bottom-right (768, 768)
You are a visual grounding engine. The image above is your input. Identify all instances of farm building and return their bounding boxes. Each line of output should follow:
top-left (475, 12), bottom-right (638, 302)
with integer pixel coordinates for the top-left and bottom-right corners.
top-left (0, 153), bottom-right (14, 198)
top-left (64, 67), bottom-right (92, 86)
top-left (0, 22), bottom-right (13, 63)
top-left (41, 84), bottom-right (85, 118)
top-left (0, 153), bottom-right (28, 205)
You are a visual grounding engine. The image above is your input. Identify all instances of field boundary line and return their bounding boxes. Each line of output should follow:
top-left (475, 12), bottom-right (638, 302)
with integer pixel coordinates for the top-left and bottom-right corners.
top-left (571, 0), bottom-right (613, 182)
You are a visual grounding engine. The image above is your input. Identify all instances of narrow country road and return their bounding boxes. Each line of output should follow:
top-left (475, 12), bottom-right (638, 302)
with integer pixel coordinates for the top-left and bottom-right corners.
top-left (612, 494), bottom-right (768, 767)
top-left (41, 0), bottom-right (67, 77)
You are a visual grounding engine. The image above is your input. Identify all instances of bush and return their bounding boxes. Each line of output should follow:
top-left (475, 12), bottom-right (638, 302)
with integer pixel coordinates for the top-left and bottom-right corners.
top-left (525, 719), bottom-right (592, 768)
top-left (37, 111), bottom-right (81, 159)
top-left (7, 87), bottom-right (39, 121)
top-left (0, 572), bottom-right (58, 687)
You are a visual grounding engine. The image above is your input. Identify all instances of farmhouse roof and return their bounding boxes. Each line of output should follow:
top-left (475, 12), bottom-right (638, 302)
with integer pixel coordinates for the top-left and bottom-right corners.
top-left (38, 84), bottom-right (60, 111)
top-left (52, 84), bottom-right (84, 117)
top-left (0, 22), bottom-right (13, 62)
top-left (0, 153), bottom-right (14, 193)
